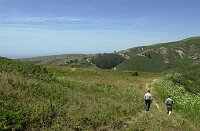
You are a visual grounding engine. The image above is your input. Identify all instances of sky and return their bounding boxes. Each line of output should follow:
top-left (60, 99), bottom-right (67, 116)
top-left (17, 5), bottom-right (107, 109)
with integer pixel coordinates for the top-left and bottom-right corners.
top-left (0, 0), bottom-right (200, 58)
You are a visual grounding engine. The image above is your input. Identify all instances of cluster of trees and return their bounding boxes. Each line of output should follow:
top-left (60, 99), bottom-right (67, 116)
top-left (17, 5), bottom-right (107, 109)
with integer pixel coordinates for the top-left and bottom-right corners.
top-left (91, 53), bottom-right (125, 69)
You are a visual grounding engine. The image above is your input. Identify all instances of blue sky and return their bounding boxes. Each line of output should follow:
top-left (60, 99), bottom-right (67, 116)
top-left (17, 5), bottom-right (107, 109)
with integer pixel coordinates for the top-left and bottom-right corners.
top-left (0, 0), bottom-right (200, 58)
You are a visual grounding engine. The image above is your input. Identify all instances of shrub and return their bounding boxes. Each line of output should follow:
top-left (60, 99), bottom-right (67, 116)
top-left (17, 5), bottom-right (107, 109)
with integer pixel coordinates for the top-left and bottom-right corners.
top-left (170, 65), bottom-right (200, 94)
top-left (131, 72), bottom-right (139, 76)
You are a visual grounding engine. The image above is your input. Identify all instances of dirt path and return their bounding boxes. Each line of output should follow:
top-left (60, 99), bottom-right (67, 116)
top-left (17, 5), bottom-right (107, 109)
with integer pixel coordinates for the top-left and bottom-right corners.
top-left (125, 78), bottom-right (198, 131)
top-left (126, 79), bottom-right (161, 127)
top-left (145, 79), bottom-right (161, 111)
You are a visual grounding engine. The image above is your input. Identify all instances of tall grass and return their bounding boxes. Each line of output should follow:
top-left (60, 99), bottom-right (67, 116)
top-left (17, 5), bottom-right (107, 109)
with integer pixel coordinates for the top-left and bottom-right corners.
top-left (156, 79), bottom-right (200, 124)
top-left (0, 64), bottom-right (143, 131)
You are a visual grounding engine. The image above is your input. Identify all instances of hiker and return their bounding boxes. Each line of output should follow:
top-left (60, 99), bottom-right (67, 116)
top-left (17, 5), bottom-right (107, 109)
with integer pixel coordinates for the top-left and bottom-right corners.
top-left (144, 90), bottom-right (152, 111)
top-left (165, 95), bottom-right (174, 116)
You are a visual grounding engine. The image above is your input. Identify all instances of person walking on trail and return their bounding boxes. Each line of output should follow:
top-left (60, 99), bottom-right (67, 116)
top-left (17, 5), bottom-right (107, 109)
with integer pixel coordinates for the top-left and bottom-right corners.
top-left (144, 90), bottom-right (152, 111)
top-left (165, 95), bottom-right (174, 116)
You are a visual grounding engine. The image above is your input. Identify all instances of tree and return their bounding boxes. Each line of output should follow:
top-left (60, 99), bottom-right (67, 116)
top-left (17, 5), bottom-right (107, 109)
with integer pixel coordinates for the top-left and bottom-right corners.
top-left (91, 53), bottom-right (125, 69)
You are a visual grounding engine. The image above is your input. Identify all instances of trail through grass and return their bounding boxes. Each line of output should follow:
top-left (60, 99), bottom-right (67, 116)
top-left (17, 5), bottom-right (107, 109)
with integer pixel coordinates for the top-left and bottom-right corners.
top-left (126, 79), bottom-right (199, 131)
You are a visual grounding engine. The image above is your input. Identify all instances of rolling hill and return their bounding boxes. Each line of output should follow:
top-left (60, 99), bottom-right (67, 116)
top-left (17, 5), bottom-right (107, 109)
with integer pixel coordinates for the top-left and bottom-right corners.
top-left (22, 54), bottom-right (95, 68)
top-left (117, 36), bottom-right (200, 72)
top-left (22, 36), bottom-right (200, 72)
top-left (1, 35), bottom-right (200, 129)
top-left (0, 57), bottom-right (200, 130)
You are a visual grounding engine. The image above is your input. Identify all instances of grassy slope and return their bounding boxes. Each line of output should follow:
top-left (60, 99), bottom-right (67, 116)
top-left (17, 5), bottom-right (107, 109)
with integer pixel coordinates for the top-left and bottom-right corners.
top-left (117, 37), bottom-right (200, 72)
top-left (117, 52), bottom-right (167, 72)
top-left (0, 57), bottom-right (199, 130)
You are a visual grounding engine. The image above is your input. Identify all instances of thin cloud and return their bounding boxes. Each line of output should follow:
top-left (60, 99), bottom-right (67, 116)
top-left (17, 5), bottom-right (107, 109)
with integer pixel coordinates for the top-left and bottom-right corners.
top-left (0, 16), bottom-right (87, 23)
top-left (0, 15), bottom-right (160, 31)
top-left (56, 17), bottom-right (84, 22)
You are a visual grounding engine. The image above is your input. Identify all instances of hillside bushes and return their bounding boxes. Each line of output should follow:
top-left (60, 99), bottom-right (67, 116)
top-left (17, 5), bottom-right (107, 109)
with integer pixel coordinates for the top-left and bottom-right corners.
top-left (156, 80), bottom-right (200, 122)
top-left (157, 65), bottom-right (200, 123)
top-left (131, 72), bottom-right (139, 76)
top-left (0, 57), bottom-right (55, 82)
top-left (170, 65), bottom-right (200, 94)
top-left (91, 53), bottom-right (125, 69)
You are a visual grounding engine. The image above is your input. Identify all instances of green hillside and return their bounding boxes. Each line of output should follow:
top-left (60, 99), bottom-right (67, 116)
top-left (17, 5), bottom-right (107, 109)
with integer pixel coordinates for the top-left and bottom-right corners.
top-left (22, 54), bottom-right (95, 68)
top-left (117, 36), bottom-right (200, 72)
top-left (1, 57), bottom-right (200, 130)
top-left (23, 37), bottom-right (200, 72)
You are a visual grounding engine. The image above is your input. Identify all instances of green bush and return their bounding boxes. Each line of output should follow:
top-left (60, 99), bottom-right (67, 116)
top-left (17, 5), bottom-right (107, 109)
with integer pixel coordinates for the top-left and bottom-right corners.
top-left (170, 65), bottom-right (200, 94)
top-left (131, 72), bottom-right (139, 76)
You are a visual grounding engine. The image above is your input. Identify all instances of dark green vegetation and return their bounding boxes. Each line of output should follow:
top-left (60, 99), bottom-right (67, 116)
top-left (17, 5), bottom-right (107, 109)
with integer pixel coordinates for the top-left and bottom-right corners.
top-left (131, 72), bottom-right (139, 76)
top-left (170, 64), bottom-right (200, 94)
top-left (23, 36), bottom-right (200, 72)
top-left (90, 53), bottom-right (125, 69)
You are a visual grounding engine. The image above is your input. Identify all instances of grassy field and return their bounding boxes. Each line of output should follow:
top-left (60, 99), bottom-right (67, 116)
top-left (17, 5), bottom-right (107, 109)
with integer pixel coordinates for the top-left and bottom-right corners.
top-left (0, 57), bottom-right (200, 130)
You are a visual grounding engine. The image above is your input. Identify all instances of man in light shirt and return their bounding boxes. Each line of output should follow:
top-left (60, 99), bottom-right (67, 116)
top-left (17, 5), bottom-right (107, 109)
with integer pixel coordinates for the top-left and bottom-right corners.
top-left (144, 90), bottom-right (152, 111)
top-left (165, 95), bottom-right (174, 116)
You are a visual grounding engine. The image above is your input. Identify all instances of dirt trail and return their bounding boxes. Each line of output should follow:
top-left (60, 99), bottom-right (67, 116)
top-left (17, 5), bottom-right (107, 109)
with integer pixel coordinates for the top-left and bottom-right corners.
top-left (126, 79), bottom-right (161, 127)
top-left (126, 79), bottom-right (198, 131)
top-left (145, 79), bottom-right (161, 111)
